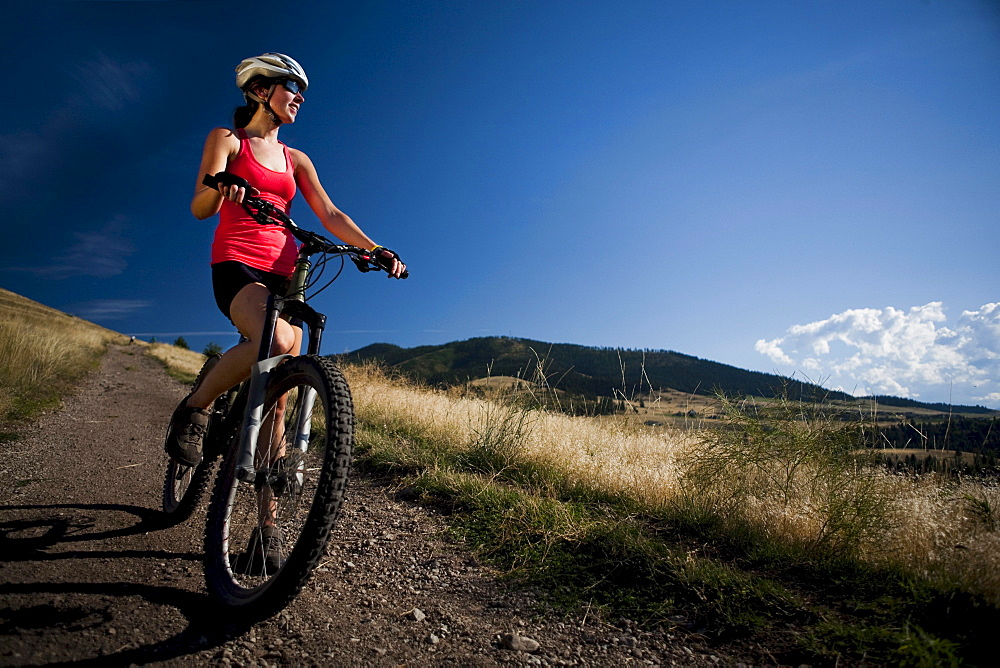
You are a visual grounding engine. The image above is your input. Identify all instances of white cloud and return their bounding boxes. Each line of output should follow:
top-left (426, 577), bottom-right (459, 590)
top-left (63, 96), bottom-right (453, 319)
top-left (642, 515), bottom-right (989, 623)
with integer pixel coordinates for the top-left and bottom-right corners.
top-left (756, 302), bottom-right (1000, 407)
top-left (71, 299), bottom-right (150, 322)
top-left (754, 337), bottom-right (792, 365)
top-left (6, 217), bottom-right (135, 279)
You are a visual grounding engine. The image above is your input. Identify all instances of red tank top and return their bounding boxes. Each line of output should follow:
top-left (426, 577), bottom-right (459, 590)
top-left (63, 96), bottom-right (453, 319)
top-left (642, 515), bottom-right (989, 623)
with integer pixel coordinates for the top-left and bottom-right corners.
top-left (210, 129), bottom-right (298, 275)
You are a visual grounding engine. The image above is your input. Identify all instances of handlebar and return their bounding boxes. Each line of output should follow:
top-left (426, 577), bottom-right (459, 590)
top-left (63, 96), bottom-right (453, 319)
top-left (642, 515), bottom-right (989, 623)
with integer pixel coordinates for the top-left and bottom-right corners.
top-left (202, 172), bottom-right (408, 279)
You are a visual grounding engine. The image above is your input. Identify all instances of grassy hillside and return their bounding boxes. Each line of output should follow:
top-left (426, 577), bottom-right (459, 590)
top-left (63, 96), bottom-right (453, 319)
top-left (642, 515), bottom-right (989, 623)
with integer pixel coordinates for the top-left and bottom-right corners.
top-left (346, 337), bottom-right (839, 402)
top-left (0, 288), bottom-right (124, 426)
top-left (0, 288), bottom-right (204, 427)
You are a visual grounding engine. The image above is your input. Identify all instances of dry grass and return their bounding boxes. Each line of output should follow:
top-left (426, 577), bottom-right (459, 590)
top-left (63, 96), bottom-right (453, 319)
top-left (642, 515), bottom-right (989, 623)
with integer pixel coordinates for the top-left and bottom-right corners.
top-left (886, 478), bottom-right (1000, 598)
top-left (0, 288), bottom-right (207, 422)
top-left (877, 447), bottom-right (978, 465)
top-left (146, 342), bottom-right (206, 384)
top-left (347, 361), bottom-right (692, 497)
top-left (344, 361), bottom-right (1000, 604)
top-left (0, 288), bottom-right (124, 423)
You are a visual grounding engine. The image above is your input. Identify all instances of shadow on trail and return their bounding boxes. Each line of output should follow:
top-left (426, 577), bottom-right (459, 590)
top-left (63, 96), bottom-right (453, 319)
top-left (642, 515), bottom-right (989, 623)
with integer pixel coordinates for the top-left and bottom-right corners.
top-left (0, 580), bottom-right (258, 667)
top-left (0, 502), bottom-right (189, 562)
top-left (0, 504), bottom-right (277, 665)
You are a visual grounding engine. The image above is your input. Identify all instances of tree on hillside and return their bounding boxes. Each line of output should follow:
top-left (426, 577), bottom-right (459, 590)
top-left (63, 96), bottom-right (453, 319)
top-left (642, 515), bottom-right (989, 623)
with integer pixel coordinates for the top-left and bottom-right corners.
top-left (173, 336), bottom-right (189, 350)
top-left (203, 341), bottom-right (223, 356)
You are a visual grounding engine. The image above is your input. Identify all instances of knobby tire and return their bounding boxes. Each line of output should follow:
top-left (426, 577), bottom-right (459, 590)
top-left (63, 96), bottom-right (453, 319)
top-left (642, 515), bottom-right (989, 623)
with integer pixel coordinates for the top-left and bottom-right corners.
top-left (161, 354), bottom-right (226, 524)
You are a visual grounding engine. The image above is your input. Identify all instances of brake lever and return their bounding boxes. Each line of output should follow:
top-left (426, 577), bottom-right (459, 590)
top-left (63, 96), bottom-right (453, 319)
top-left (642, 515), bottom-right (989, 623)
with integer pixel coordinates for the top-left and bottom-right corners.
top-left (239, 195), bottom-right (296, 228)
top-left (351, 255), bottom-right (375, 273)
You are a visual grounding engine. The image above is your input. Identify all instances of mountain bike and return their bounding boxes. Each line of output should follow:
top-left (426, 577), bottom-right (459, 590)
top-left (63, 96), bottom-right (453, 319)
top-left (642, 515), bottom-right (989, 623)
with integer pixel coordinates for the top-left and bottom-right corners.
top-left (161, 171), bottom-right (406, 616)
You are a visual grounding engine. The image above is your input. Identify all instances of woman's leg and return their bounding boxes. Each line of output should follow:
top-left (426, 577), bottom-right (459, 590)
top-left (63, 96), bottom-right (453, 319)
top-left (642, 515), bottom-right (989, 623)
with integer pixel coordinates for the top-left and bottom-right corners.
top-left (186, 282), bottom-right (302, 410)
top-left (166, 282), bottom-right (302, 468)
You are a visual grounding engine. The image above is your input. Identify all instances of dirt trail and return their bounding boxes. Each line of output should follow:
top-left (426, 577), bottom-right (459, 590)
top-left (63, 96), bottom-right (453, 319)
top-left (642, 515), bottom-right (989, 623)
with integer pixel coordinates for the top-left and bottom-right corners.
top-left (0, 344), bottom-right (729, 667)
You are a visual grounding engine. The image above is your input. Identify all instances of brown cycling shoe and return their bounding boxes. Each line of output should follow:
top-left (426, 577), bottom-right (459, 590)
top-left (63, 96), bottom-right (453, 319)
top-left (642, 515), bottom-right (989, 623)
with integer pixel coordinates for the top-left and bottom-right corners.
top-left (233, 526), bottom-right (284, 576)
top-left (164, 397), bottom-right (211, 467)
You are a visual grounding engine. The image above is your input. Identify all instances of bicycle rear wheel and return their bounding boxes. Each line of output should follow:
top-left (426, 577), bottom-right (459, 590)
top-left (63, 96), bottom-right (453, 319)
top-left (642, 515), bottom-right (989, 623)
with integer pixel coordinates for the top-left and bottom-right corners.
top-left (162, 354), bottom-right (224, 524)
top-left (203, 355), bottom-right (354, 616)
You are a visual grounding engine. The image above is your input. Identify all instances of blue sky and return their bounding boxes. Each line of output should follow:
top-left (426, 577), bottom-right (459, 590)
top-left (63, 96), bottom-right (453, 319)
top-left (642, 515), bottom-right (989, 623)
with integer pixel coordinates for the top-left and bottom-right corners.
top-left (2, 0), bottom-right (998, 408)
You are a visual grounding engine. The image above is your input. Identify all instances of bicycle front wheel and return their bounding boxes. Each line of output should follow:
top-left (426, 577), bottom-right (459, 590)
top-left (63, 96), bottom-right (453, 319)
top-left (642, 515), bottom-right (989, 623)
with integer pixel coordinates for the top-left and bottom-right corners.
top-left (204, 355), bottom-right (354, 616)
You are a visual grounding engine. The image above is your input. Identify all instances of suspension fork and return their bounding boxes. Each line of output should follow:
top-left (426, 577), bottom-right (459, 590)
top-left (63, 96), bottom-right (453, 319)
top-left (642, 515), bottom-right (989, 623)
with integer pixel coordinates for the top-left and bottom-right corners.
top-left (235, 354), bottom-right (292, 483)
top-left (234, 293), bottom-right (327, 484)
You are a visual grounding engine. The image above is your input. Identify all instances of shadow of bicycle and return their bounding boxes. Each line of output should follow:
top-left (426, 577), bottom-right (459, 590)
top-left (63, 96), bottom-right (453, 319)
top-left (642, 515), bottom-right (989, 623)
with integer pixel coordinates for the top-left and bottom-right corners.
top-left (0, 501), bottom-right (255, 664)
top-left (0, 580), bottom-right (256, 666)
top-left (0, 502), bottom-right (198, 562)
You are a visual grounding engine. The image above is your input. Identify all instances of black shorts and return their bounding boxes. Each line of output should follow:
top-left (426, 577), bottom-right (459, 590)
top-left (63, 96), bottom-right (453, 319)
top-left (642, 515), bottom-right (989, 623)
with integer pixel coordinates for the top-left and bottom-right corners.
top-left (212, 261), bottom-right (291, 322)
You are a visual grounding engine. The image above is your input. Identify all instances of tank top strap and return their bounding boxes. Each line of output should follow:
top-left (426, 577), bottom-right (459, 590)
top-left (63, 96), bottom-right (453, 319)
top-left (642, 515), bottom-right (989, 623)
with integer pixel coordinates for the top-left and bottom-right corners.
top-left (234, 128), bottom-right (250, 160)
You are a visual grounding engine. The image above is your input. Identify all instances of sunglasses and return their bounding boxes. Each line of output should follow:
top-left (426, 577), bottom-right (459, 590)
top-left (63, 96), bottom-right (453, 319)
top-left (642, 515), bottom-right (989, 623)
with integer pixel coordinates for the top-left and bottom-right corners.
top-left (279, 79), bottom-right (305, 95)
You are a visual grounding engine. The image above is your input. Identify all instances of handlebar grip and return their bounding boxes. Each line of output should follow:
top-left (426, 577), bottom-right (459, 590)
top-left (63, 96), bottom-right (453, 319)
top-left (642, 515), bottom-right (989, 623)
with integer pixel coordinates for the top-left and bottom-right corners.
top-left (369, 246), bottom-right (409, 280)
top-left (202, 171), bottom-right (253, 191)
top-left (353, 252), bottom-right (408, 279)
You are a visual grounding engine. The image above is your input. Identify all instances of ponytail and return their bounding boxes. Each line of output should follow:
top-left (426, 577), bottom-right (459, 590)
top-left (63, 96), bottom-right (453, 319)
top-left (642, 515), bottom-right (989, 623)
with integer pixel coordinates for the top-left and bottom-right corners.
top-left (233, 100), bottom-right (258, 128)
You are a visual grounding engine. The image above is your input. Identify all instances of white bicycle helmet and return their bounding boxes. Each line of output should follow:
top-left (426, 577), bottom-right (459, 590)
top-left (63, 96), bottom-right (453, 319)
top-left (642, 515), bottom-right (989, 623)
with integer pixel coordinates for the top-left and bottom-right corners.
top-left (235, 52), bottom-right (309, 95)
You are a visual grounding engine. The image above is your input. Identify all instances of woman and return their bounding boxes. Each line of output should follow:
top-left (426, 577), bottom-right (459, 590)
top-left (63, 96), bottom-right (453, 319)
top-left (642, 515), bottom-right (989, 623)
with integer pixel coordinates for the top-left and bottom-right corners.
top-left (166, 53), bottom-right (405, 470)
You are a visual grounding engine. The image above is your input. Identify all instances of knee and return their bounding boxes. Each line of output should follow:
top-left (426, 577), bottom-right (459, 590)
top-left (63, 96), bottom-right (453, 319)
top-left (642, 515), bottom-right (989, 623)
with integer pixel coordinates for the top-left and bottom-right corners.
top-left (271, 325), bottom-right (298, 356)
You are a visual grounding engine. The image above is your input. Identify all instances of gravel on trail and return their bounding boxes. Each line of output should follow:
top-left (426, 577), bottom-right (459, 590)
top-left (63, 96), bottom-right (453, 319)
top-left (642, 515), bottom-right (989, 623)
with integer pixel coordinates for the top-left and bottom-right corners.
top-left (0, 344), bottom-right (735, 667)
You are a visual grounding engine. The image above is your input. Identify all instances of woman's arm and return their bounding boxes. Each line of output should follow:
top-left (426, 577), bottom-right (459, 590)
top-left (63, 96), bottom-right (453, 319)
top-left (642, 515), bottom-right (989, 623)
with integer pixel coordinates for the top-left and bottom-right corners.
top-left (191, 128), bottom-right (243, 219)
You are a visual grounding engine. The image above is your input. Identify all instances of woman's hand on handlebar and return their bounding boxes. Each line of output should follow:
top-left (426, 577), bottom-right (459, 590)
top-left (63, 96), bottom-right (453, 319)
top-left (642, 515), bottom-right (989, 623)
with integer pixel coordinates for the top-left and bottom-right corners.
top-left (372, 246), bottom-right (407, 279)
top-left (204, 171), bottom-right (259, 204)
top-left (217, 178), bottom-right (260, 204)
top-left (219, 182), bottom-right (260, 204)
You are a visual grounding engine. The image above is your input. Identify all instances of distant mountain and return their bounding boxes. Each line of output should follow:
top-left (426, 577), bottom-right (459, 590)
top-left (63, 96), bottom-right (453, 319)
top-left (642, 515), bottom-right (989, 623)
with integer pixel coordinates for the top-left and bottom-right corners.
top-left (342, 337), bottom-right (998, 415)
top-left (344, 336), bottom-right (840, 401)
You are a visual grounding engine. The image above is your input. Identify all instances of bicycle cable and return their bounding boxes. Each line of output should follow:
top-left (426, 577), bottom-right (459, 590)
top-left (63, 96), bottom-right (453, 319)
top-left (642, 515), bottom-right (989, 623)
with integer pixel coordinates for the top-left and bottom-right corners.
top-left (303, 251), bottom-right (347, 300)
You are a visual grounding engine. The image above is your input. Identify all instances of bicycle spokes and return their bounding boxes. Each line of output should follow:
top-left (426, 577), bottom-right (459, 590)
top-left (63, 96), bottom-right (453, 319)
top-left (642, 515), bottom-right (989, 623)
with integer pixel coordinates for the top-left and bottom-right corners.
top-left (223, 378), bottom-right (328, 583)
